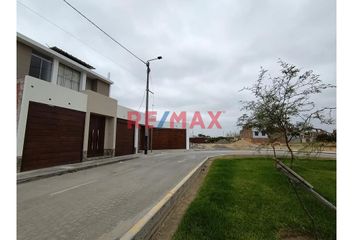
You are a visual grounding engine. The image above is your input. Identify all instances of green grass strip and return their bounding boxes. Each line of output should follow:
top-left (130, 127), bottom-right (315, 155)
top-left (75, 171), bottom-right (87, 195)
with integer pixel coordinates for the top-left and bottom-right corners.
top-left (173, 158), bottom-right (336, 240)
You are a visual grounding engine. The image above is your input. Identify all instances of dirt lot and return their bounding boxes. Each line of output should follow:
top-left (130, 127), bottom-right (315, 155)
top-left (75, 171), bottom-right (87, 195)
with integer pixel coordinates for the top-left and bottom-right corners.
top-left (191, 139), bottom-right (336, 152)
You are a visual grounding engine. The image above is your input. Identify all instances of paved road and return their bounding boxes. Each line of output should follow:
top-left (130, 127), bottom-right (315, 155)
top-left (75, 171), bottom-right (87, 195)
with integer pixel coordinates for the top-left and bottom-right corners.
top-left (17, 150), bottom-right (335, 240)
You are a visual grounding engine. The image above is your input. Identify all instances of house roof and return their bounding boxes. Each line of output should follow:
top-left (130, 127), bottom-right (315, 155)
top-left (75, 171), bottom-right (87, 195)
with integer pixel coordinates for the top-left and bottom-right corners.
top-left (50, 46), bottom-right (95, 70)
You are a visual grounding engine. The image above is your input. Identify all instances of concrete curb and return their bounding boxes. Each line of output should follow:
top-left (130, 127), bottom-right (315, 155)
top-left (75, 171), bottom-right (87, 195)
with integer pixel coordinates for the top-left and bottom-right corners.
top-left (17, 156), bottom-right (139, 184)
top-left (119, 155), bottom-right (214, 240)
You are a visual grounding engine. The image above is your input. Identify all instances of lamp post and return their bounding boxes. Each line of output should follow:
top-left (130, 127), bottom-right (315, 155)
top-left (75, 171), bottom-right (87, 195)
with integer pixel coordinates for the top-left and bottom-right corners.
top-left (144, 56), bottom-right (162, 155)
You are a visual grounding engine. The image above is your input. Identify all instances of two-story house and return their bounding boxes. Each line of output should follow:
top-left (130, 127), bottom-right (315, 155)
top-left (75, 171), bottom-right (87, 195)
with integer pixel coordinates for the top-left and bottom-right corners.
top-left (17, 33), bottom-right (188, 172)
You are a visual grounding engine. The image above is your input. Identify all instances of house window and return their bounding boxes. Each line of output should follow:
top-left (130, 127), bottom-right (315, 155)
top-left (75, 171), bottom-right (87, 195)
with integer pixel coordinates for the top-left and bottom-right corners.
top-left (254, 131), bottom-right (259, 136)
top-left (261, 131), bottom-right (266, 136)
top-left (57, 64), bottom-right (81, 91)
top-left (29, 53), bottom-right (52, 81)
top-left (85, 77), bottom-right (97, 91)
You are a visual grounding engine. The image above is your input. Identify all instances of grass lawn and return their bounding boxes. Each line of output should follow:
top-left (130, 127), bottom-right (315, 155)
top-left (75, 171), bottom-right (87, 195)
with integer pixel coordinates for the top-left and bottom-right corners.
top-left (284, 158), bottom-right (336, 205)
top-left (173, 157), bottom-right (336, 240)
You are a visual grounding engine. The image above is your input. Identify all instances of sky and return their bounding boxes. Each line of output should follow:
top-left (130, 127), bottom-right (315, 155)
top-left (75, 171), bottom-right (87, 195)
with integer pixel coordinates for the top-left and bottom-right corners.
top-left (16, 0), bottom-right (336, 136)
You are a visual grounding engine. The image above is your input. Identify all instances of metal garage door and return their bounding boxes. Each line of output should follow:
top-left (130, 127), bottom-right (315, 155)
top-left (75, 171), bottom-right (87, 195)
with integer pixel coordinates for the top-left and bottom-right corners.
top-left (115, 118), bottom-right (135, 156)
top-left (21, 101), bottom-right (85, 172)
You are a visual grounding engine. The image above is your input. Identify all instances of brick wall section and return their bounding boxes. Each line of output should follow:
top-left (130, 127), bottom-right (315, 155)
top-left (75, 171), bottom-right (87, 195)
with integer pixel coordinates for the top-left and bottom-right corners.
top-left (240, 127), bottom-right (253, 140)
top-left (240, 127), bottom-right (281, 144)
top-left (17, 77), bottom-right (25, 126)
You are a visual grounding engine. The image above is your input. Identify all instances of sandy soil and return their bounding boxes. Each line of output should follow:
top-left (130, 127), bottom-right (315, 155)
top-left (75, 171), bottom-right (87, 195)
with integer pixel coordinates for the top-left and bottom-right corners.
top-left (191, 139), bottom-right (336, 152)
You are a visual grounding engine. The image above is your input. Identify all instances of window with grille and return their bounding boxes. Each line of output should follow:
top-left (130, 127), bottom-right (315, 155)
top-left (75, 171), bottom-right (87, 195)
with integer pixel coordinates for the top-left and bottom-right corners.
top-left (29, 53), bottom-right (53, 81)
top-left (57, 64), bottom-right (81, 91)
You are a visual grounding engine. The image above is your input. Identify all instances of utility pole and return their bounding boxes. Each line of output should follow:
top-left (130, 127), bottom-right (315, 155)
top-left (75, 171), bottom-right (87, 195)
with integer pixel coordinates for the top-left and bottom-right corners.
top-left (144, 56), bottom-right (162, 155)
top-left (144, 62), bottom-right (150, 155)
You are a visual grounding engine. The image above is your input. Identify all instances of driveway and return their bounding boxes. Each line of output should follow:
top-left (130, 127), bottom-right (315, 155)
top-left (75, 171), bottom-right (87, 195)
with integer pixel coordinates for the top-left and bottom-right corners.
top-left (17, 149), bottom-right (335, 240)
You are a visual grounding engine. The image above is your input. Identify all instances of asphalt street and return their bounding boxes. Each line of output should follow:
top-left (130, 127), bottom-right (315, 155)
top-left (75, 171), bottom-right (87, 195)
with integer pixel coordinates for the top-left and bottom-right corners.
top-left (17, 149), bottom-right (335, 240)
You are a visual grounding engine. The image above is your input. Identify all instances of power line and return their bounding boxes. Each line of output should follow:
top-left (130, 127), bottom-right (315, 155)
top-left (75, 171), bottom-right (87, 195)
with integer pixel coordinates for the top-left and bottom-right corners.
top-left (19, 0), bottom-right (150, 113)
top-left (62, 0), bottom-right (146, 64)
top-left (137, 90), bottom-right (146, 112)
top-left (17, 1), bottom-right (141, 81)
top-left (17, 1), bottom-right (145, 114)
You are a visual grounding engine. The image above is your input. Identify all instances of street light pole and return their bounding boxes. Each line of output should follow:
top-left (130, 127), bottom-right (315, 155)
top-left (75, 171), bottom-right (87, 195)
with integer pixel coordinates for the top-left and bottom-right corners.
top-left (144, 61), bottom-right (151, 155)
top-left (144, 56), bottom-right (162, 155)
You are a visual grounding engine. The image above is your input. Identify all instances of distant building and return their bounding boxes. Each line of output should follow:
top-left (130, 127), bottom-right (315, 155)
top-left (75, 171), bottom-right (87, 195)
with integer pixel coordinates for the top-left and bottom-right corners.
top-left (299, 129), bottom-right (328, 143)
top-left (239, 127), bottom-right (268, 143)
top-left (240, 126), bottom-right (318, 144)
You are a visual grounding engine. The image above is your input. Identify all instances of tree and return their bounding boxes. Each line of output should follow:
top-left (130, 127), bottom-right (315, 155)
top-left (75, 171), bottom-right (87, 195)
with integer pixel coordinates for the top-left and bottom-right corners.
top-left (238, 60), bottom-right (335, 167)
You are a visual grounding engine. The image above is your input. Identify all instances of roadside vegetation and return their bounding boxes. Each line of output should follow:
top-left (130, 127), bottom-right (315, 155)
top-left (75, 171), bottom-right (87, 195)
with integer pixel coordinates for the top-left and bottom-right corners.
top-left (238, 60), bottom-right (335, 166)
top-left (173, 157), bottom-right (336, 240)
top-left (284, 158), bottom-right (336, 205)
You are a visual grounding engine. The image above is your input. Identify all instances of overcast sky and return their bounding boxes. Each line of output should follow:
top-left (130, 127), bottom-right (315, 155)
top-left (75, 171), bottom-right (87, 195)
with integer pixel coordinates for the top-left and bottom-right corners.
top-left (17, 0), bottom-right (336, 136)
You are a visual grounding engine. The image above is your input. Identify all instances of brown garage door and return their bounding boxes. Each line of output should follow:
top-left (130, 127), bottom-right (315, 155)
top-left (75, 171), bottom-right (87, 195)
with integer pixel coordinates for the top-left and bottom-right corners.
top-left (21, 101), bottom-right (85, 172)
top-left (148, 128), bottom-right (186, 150)
top-left (87, 114), bottom-right (105, 157)
top-left (115, 118), bottom-right (135, 156)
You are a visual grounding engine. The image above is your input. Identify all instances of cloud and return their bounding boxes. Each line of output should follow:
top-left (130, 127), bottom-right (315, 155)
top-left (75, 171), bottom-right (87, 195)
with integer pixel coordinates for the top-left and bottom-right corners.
top-left (17, 0), bottom-right (336, 136)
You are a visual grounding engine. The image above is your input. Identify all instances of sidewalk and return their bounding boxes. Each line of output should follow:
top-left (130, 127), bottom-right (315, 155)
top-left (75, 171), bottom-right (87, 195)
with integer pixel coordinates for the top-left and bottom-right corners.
top-left (17, 154), bottom-right (140, 184)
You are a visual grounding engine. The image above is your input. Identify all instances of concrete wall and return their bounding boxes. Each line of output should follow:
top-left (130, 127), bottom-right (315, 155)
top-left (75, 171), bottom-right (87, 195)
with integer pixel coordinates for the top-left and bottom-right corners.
top-left (17, 76), bottom-right (88, 157)
top-left (96, 80), bottom-right (110, 96)
top-left (85, 90), bottom-right (117, 117)
top-left (82, 90), bottom-right (117, 157)
top-left (17, 42), bottom-right (32, 79)
top-left (104, 117), bottom-right (116, 155)
top-left (85, 78), bottom-right (110, 97)
top-left (117, 105), bottom-right (145, 124)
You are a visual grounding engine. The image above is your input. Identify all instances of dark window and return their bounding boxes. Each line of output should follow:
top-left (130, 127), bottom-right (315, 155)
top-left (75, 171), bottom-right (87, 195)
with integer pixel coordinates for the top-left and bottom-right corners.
top-left (86, 77), bottom-right (97, 91)
top-left (261, 131), bottom-right (266, 136)
top-left (29, 53), bottom-right (52, 81)
top-left (254, 131), bottom-right (259, 136)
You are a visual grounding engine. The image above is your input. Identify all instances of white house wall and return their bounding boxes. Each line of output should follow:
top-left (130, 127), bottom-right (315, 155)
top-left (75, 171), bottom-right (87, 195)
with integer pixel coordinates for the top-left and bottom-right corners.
top-left (117, 105), bottom-right (145, 124)
top-left (17, 76), bottom-right (88, 157)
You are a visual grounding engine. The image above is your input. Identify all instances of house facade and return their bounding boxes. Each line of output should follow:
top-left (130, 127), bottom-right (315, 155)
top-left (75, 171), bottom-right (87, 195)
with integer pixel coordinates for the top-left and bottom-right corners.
top-left (17, 33), bottom-right (188, 172)
top-left (239, 127), bottom-right (269, 143)
top-left (240, 126), bottom-right (305, 144)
